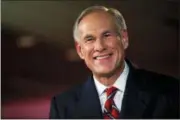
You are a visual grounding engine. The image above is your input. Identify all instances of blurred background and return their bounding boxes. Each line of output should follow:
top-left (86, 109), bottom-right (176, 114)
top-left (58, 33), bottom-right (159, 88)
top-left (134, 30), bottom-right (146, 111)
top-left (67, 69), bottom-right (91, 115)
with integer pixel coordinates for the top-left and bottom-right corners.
top-left (1, 0), bottom-right (179, 118)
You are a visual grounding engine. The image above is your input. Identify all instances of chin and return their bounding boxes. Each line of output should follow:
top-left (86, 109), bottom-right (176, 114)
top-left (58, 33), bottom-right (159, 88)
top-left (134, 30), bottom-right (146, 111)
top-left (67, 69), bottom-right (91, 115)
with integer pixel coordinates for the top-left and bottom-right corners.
top-left (93, 69), bottom-right (115, 77)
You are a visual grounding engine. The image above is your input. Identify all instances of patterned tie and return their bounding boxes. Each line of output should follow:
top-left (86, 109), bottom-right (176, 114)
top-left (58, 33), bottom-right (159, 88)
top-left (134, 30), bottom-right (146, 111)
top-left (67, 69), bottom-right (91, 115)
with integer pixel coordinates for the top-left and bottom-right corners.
top-left (103, 87), bottom-right (120, 119)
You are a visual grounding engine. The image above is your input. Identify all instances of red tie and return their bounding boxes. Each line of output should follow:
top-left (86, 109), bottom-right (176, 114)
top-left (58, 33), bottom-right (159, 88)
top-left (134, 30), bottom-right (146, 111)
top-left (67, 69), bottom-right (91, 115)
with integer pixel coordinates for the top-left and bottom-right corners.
top-left (103, 87), bottom-right (120, 119)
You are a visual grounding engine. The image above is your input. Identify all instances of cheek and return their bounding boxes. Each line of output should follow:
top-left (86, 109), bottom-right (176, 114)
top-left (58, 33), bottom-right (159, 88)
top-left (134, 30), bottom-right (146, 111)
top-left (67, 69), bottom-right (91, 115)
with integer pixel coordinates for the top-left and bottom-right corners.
top-left (109, 40), bottom-right (125, 57)
top-left (107, 38), bottom-right (123, 49)
top-left (81, 45), bottom-right (93, 58)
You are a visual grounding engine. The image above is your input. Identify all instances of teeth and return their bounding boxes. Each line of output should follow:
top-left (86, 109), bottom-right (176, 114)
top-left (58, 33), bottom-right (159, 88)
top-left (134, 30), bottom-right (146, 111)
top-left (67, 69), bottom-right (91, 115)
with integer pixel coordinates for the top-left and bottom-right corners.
top-left (96, 55), bottom-right (110, 60)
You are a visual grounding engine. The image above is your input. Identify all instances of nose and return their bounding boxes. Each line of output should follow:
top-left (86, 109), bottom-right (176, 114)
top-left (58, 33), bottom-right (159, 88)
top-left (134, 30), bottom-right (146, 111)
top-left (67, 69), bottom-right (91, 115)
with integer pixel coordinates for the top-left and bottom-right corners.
top-left (94, 38), bottom-right (106, 52)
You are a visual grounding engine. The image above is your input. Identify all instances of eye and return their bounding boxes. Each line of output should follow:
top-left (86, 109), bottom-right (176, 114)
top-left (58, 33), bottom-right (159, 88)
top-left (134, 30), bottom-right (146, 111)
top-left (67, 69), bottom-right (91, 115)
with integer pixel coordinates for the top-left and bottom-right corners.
top-left (85, 36), bottom-right (95, 42)
top-left (104, 32), bottom-right (111, 37)
top-left (87, 37), bottom-right (94, 41)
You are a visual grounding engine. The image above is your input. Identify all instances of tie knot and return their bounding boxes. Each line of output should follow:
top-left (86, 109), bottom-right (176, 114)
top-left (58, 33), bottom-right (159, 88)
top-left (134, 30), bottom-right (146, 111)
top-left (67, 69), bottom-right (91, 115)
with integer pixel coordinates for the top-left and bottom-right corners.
top-left (105, 86), bottom-right (118, 98)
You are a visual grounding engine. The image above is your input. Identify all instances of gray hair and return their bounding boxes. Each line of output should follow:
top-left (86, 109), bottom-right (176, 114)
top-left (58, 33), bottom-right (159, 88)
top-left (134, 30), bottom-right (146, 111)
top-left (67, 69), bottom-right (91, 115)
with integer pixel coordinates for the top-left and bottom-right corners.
top-left (73, 5), bottom-right (127, 42)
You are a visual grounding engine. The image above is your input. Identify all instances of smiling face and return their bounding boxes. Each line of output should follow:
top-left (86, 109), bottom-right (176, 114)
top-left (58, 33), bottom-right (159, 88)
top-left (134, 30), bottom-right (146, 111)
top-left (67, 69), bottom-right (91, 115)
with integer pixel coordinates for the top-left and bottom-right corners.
top-left (76, 11), bottom-right (128, 77)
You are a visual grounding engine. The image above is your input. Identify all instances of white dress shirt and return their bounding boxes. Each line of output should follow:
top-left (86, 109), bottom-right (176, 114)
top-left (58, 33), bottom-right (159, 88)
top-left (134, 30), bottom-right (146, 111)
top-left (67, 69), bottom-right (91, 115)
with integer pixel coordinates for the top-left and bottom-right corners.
top-left (93, 61), bottom-right (129, 112)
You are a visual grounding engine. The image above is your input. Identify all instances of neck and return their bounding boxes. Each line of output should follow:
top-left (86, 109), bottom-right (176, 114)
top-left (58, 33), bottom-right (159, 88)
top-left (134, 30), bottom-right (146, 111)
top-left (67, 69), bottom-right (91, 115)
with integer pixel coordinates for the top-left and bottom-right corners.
top-left (94, 61), bottom-right (125, 86)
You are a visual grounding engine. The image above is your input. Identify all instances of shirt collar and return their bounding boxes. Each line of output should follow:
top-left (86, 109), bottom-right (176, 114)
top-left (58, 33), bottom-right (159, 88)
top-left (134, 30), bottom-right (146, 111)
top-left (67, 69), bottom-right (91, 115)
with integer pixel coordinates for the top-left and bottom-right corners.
top-left (93, 61), bottom-right (129, 96)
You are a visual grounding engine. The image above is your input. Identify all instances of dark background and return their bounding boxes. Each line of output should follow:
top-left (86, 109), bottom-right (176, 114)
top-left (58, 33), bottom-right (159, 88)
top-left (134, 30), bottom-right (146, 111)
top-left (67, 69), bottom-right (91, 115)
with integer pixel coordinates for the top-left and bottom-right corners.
top-left (1, 0), bottom-right (179, 118)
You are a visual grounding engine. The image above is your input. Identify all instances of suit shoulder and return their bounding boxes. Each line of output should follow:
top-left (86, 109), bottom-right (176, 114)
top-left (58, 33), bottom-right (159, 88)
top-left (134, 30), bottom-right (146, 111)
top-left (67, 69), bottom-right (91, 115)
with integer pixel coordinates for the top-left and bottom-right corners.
top-left (135, 69), bottom-right (179, 93)
top-left (49, 84), bottom-right (84, 118)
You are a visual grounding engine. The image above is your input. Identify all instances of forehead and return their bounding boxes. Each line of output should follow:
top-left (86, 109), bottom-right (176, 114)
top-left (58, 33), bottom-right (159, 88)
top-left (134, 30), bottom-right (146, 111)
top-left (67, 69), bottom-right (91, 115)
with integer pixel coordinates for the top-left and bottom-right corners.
top-left (78, 11), bottom-right (116, 36)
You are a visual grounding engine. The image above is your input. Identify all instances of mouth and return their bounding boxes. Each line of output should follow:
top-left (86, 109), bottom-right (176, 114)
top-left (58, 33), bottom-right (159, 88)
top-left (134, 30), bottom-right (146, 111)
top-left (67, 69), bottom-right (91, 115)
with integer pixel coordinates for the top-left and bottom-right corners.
top-left (93, 53), bottom-right (113, 60)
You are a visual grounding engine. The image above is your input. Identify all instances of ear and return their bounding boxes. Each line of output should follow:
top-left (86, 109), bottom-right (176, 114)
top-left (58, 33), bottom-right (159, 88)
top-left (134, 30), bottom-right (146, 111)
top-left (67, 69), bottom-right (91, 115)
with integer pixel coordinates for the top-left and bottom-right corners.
top-left (75, 41), bottom-right (85, 60)
top-left (121, 29), bottom-right (129, 49)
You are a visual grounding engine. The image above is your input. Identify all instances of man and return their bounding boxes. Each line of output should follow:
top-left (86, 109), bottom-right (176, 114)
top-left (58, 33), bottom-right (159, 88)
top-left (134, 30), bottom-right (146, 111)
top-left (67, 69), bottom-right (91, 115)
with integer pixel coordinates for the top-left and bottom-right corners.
top-left (49, 6), bottom-right (179, 119)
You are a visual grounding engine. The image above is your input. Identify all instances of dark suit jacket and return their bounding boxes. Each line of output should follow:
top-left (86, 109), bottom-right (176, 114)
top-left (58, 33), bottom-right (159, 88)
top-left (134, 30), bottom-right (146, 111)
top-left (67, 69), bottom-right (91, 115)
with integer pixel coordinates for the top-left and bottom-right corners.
top-left (49, 62), bottom-right (179, 119)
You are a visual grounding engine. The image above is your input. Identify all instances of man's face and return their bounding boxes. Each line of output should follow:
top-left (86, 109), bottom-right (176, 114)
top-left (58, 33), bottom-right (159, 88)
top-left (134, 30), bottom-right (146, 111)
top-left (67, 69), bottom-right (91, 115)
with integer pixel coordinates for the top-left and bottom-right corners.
top-left (76, 11), bottom-right (128, 77)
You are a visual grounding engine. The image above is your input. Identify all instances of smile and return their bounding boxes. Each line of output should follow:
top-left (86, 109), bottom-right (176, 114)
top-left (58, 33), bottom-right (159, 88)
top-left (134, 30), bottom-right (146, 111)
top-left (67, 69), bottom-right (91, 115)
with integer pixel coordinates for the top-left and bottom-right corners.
top-left (94, 53), bottom-right (113, 60)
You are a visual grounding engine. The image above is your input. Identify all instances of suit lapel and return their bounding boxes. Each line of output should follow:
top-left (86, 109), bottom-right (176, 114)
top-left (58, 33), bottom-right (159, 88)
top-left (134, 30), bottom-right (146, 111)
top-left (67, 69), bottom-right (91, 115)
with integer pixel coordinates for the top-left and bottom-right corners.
top-left (73, 76), bottom-right (103, 119)
top-left (73, 60), bottom-right (152, 119)
top-left (120, 61), bottom-right (151, 119)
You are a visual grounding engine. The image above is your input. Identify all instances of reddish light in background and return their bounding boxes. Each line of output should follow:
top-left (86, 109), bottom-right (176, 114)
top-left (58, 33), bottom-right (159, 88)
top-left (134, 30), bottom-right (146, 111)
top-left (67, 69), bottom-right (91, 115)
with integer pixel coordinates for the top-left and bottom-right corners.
top-left (2, 96), bottom-right (51, 119)
top-left (1, 84), bottom-right (73, 119)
